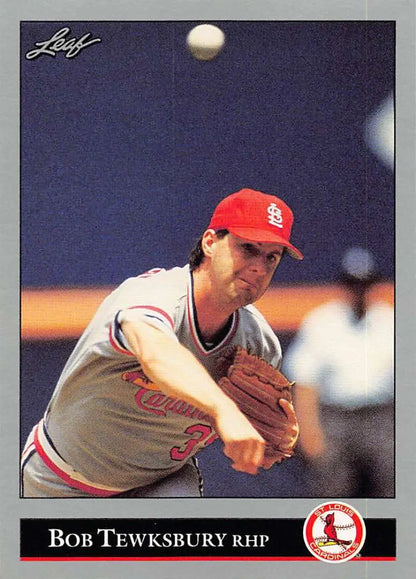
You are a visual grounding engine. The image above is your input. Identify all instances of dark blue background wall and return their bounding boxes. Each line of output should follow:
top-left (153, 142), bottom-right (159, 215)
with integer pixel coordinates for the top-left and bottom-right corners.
top-left (21, 21), bottom-right (394, 288)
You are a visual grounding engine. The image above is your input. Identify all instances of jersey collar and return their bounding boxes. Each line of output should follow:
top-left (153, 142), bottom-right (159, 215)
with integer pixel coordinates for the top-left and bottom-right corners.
top-left (187, 269), bottom-right (239, 356)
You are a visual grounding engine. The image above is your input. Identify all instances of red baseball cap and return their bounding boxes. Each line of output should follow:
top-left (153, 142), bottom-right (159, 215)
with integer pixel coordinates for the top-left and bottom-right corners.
top-left (208, 188), bottom-right (304, 260)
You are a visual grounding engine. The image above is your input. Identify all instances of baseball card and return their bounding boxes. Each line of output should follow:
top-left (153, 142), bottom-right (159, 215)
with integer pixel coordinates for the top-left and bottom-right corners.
top-left (1, 0), bottom-right (415, 577)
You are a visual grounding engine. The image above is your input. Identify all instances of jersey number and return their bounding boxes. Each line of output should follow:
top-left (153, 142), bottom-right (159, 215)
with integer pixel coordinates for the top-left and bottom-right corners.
top-left (170, 424), bottom-right (217, 461)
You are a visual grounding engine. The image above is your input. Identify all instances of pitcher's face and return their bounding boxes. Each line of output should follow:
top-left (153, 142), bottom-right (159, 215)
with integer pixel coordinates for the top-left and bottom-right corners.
top-left (203, 231), bottom-right (284, 307)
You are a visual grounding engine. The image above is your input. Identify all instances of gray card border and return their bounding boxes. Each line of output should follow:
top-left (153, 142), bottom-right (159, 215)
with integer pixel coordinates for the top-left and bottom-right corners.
top-left (1, 1), bottom-right (415, 578)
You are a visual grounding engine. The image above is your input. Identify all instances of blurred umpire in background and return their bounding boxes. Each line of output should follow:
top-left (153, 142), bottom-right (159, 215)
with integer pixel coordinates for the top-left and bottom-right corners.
top-left (283, 247), bottom-right (394, 497)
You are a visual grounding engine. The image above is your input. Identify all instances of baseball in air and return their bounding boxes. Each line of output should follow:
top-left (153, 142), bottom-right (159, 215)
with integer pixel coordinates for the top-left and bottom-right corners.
top-left (186, 24), bottom-right (225, 61)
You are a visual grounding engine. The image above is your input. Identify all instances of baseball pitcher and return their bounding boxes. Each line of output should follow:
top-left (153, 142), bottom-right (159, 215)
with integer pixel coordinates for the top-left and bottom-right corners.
top-left (21, 188), bottom-right (303, 497)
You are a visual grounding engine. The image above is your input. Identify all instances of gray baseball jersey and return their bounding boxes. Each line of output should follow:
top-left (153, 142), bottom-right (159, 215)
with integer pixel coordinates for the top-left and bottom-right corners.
top-left (23, 265), bottom-right (282, 495)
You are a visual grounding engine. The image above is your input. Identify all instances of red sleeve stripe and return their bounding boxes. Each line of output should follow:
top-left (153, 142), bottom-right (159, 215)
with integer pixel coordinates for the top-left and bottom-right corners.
top-left (109, 306), bottom-right (175, 355)
top-left (125, 305), bottom-right (175, 331)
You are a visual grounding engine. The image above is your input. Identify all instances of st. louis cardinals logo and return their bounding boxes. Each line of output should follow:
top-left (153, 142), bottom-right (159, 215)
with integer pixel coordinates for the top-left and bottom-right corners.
top-left (303, 502), bottom-right (366, 563)
top-left (267, 202), bottom-right (284, 228)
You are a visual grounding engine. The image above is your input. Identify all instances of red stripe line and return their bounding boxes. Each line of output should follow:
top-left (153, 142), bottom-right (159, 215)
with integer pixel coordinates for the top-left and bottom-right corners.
top-left (20, 557), bottom-right (316, 562)
top-left (20, 556), bottom-right (396, 562)
top-left (109, 305), bottom-right (175, 355)
top-left (127, 305), bottom-right (175, 331)
top-left (21, 442), bottom-right (36, 460)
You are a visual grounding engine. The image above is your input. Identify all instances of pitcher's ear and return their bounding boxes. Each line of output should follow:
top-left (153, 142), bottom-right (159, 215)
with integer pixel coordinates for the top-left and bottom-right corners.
top-left (201, 229), bottom-right (217, 258)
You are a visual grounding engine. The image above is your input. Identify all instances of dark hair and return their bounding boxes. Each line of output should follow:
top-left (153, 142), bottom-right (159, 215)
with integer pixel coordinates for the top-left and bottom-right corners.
top-left (189, 229), bottom-right (229, 271)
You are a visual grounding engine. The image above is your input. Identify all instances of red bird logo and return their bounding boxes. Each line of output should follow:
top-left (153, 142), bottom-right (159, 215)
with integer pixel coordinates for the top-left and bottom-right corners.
top-left (324, 513), bottom-right (352, 546)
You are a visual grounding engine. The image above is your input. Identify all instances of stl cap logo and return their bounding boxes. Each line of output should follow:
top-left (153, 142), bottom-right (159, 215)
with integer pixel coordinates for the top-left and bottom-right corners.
top-left (267, 203), bottom-right (284, 228)
top-left (303, 501), bottom-right (366, 563)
